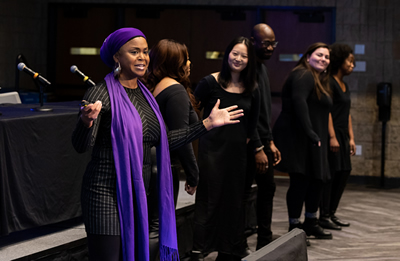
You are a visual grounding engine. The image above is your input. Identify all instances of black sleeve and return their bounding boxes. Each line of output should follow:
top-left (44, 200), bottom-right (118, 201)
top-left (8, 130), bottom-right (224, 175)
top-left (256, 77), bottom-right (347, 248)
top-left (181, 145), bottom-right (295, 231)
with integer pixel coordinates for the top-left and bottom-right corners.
top-left (291, 71), bottom-right (320, 144)
top-left (167, 77), bottom-right (209, 150)
top-left (264, 117), bottom-right (274, 142)
top-left (329, 77), bottom-right (338, 100)
top-left (263, 67), bottom-right (274, 142)
top-left (71, 82), bottom-right (109, 153)
top-left (248, 87), bottom-right (261, 140)
top-left (168, 121), bottom-right (207, 151)
top-left (163, 86), bottom-right (199, 186)
top-left (194, 76), bottom-right (212, 112)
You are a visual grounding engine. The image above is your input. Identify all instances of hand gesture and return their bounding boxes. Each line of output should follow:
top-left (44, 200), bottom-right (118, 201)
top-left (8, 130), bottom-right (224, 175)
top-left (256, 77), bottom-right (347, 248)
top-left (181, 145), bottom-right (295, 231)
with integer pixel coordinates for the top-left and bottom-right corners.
top-left (203, 99), bottom-right (244, 130)
top-left (80, 100), bottom-right (102, 128)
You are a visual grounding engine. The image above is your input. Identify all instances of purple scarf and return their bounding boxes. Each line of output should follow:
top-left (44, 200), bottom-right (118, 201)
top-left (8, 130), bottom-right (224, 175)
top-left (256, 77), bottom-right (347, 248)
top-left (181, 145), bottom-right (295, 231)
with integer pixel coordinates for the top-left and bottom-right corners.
top-left (101, 28), bottom-right (178, 261)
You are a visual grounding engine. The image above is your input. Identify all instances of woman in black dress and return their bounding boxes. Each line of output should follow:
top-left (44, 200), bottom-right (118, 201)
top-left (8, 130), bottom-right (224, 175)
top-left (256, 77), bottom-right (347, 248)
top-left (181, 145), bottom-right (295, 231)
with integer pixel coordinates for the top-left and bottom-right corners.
top-left (146, 39), bottom-right (199, 260)
top-left (147, 39), bottom-right (199, 203)
top-left (72, 28), bottom-right (244, 261)
top-left (273, 42), bottom-right (333, 241)
top-left (319, 43), bottom-right (355, 229)
top-left (191, 36), bottom-right (260, 261)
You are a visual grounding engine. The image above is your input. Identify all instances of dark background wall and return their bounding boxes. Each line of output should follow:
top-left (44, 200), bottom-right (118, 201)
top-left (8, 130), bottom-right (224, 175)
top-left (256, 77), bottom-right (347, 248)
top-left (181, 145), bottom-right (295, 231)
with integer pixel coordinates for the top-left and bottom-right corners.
top-left (1, 0), bottom-right (400, 182)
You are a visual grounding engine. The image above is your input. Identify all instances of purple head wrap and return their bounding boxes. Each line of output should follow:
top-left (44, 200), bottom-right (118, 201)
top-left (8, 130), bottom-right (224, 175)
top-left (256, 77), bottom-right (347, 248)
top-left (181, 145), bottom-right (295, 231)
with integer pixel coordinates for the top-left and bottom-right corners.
top-left (100, 27), bottom-right (146, 68)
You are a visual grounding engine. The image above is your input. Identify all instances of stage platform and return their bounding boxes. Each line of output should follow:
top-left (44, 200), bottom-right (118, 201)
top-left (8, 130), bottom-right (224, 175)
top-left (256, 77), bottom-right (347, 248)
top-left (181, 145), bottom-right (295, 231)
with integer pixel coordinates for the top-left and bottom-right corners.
top-left (0, 181), bottom-right (198, 261)
top-left (1, 177), bottom-right (400, 261)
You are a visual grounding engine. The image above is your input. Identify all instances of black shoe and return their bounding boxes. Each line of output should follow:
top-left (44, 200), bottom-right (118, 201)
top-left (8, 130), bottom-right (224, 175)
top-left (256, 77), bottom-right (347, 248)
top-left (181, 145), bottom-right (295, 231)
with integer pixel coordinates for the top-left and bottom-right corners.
top-left (216, 252), bottom-right (241, 261)
top-left (239, 247), bottom-right (253, 258)
top-left (331, 215), bottom-right (350, 227)
top-left (256, 238), bottom-right (272, 250)
top-left (288, 222), bottom-right (302, 231)
top-left (190, 251), bottom-right (204, 261)
top-left (303, 218), bottom-right (333, 239)
top-left (288, 223), bottom-right (310, 246)
top-left (319, 217), bottom-right (342, 230)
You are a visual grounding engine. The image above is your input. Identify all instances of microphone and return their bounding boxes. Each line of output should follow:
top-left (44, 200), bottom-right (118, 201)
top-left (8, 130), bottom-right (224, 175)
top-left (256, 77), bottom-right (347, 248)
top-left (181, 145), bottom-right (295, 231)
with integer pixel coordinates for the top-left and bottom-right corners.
top-left (70, 65), bottom-right (95, 87)
top-left (17, 63), bottom-right (51, 85)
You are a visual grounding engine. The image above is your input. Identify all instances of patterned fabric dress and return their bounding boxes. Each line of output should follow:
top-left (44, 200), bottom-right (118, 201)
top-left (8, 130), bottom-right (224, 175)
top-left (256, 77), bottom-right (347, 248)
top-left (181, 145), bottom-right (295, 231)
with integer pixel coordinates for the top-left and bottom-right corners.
top-left (72, 81), bottom-right (207, 235)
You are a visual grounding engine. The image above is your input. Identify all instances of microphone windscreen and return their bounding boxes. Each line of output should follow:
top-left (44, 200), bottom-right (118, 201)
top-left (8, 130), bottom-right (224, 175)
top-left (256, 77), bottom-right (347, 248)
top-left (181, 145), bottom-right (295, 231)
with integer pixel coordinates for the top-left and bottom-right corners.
top-left (70, 65), bottom-right (78, 73)
top-left (17, 63), bottom-right (26, 71)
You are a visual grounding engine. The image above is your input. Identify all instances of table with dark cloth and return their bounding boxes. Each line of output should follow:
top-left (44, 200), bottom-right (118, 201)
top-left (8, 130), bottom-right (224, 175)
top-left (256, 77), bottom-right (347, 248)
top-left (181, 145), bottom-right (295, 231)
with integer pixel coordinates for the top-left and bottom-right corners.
top-left (0, 101), bottom-right (91, 236)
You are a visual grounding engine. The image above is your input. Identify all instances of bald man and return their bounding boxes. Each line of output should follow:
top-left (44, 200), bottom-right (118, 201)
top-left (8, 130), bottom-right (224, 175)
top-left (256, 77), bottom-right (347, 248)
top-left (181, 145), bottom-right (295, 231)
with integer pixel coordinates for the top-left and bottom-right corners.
top-left (246, 23), bottom-right (281, 250)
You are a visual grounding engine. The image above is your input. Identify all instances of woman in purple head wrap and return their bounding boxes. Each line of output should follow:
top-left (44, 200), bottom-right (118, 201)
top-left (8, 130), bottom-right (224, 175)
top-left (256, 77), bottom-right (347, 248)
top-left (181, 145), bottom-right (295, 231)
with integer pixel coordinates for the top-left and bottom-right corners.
top-left (72, 28), bottom-right (244, 261)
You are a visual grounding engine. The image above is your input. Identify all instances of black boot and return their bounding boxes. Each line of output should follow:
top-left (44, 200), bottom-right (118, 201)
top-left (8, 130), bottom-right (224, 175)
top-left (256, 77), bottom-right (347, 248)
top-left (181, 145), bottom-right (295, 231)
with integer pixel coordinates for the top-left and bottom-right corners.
top-left (288, 222), bottom-right (310, 246)
top-left (303, 218), bottom-right (332, 239)
top-left (331, 214), bottom-right (350, 227)
top-left (319, 215), bottom-right (341, 230)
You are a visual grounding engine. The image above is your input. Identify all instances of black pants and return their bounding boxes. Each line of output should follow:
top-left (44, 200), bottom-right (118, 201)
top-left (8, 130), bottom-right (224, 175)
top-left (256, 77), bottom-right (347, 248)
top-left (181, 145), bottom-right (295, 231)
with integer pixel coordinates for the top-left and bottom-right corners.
top-left (87, 234), bottom-right (122, 261)
top-left (320, 170), bottom-right (351, 216)
top-left (86, 222), bottom-right (159, 261)
top-left (245, 144), bottom-right (276, 248)
top-left (287, 173), bottom-right (324, 219)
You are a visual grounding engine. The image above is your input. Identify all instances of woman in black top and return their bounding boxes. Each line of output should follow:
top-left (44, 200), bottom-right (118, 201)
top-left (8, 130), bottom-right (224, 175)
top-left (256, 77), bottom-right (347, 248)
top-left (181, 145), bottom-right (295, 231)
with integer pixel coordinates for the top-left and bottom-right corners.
top-left (191, 36), bottom-right (260, 261)
top-left (146, 39), bottom-right (199, 260)
top-left (147, 39), bottom-right (199, 203)
top-left (319, 43), bottom-right (355, 230)
top-left (273, 42), bottom-right (333, 241)
top-left (72, 28), bottom-right (244, 261)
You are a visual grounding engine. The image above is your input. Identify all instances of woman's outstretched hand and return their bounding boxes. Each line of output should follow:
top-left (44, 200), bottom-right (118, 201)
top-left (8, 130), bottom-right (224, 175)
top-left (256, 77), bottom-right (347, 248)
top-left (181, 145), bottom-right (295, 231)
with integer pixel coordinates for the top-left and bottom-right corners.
top-left (203, 99), bottom-right (244, 131)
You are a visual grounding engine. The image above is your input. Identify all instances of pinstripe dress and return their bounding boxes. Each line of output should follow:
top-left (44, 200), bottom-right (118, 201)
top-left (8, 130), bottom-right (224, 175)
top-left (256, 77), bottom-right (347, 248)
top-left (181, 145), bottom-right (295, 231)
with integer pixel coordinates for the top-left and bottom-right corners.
top-left (72, 81), bottom-right (206, 235)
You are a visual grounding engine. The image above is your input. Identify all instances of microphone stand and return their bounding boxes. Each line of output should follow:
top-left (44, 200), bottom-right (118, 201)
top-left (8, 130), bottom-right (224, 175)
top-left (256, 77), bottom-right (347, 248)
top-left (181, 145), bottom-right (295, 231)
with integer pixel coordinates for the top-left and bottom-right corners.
top-left (0, 87), bottom-right (2, 116)
top-left (33, 81), bottom-right (53, 112)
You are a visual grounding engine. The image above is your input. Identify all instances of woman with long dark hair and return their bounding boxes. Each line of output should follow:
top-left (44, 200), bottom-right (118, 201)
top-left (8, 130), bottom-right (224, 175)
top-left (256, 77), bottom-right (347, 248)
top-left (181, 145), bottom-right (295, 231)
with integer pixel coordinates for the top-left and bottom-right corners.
top-left (191, 36), bottom-right (260, 261)
top-left (273, 42), bottom-right (333, 243)
top-left (319, 43), bottom-right (355, 230)
top-left (147, 39), bottom-right (199, 203)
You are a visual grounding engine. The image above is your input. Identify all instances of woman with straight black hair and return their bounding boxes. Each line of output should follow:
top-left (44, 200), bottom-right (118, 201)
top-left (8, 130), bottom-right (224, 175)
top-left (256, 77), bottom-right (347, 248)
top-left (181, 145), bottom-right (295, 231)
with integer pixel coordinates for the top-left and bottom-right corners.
top-left (191, 36), bottom-right (260, 261)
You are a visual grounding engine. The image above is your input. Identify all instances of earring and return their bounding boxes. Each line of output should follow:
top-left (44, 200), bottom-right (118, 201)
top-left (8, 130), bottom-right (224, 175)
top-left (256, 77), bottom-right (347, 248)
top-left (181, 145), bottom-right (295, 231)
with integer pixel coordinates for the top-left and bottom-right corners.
top-left (114, 62), bottom-right (121, 77)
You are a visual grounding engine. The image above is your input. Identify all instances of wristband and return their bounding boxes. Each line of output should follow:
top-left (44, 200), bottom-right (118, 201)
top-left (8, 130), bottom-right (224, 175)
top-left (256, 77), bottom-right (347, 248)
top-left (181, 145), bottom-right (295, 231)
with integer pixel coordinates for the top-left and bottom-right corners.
top-left (255, 145), bottom-right (264, 153)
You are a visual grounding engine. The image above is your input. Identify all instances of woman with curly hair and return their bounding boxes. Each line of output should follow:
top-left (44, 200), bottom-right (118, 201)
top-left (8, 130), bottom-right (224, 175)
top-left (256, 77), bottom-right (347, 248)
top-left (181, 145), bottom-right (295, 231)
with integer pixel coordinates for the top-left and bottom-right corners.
top-left (319, 43), bottom-right (355, 230)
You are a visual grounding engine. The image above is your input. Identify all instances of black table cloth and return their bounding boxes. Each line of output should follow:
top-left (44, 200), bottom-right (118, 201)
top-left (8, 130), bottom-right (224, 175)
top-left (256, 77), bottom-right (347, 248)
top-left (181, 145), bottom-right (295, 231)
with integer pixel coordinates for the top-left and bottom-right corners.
top-left (0, 102), bottom-right (91, 236)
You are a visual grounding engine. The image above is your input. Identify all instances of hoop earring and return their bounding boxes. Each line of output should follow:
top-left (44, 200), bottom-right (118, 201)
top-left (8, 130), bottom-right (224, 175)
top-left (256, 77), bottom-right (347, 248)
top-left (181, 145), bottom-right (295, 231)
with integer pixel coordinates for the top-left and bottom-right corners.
top-left (114, 62), bottom-right (121, 77)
